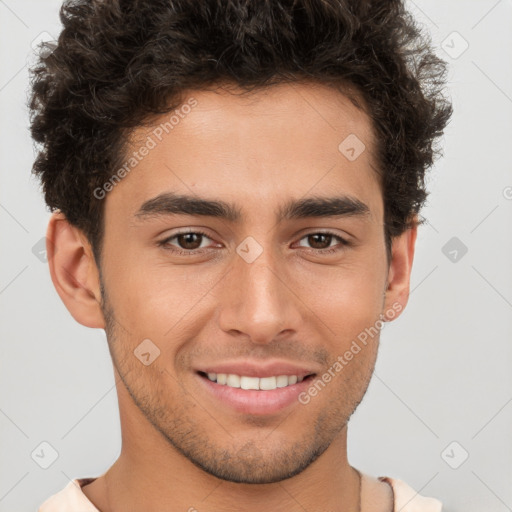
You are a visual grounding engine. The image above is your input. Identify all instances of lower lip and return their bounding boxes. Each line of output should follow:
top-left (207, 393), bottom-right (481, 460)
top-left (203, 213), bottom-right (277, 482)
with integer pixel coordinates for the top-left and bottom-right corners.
top-left (196, 373), bottom-right (315, 415)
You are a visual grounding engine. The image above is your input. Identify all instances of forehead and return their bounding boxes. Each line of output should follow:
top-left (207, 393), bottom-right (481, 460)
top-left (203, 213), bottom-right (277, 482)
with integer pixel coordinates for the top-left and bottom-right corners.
top-left (142, 80), bottom-right (375, 149)
top-left (107, 80), bottom-right (382, 224)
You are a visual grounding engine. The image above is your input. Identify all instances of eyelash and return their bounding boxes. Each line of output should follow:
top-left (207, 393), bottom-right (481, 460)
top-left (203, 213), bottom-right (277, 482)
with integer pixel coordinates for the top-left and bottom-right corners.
top-left (157, 229), bottom-right (350, 257)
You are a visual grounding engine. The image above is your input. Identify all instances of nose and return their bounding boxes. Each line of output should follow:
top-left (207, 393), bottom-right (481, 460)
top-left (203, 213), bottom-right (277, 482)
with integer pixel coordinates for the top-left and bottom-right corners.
top-left (217, 244), bottom-right (303, 345)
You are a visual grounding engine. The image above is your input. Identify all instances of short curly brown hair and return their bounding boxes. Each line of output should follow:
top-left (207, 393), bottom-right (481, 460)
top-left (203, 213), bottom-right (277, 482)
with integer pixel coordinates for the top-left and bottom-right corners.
top-left (29, 0), bottom-right (452, 266)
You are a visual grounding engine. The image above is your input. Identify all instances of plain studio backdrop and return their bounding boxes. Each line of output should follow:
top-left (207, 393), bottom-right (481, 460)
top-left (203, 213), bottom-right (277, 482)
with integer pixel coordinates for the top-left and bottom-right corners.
top-left (1, 1), bottom-right (511, 511)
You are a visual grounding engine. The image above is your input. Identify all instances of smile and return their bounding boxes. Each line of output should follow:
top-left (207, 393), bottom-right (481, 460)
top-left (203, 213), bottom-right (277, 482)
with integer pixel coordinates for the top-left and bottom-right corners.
top-left (196, 371), bottom-right (316, 415)
top-left (203, 372), bottom-right (306, 390)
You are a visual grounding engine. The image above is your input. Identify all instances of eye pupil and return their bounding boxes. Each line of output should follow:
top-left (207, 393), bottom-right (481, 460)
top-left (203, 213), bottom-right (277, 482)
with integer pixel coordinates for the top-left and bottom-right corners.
top-left (308, 233), bottom-right (332, 249)
top-left (178, 233), bottom-right (202, 250)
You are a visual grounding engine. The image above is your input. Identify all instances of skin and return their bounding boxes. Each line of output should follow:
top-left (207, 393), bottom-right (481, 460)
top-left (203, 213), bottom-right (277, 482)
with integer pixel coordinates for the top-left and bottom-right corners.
top-left (47, 81), bottom-right (416, 512)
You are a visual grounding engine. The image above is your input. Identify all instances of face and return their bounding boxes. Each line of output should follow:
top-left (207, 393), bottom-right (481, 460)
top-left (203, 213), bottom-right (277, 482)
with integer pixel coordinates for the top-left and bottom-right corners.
top-left (57, 81), bottom-right (413, 485)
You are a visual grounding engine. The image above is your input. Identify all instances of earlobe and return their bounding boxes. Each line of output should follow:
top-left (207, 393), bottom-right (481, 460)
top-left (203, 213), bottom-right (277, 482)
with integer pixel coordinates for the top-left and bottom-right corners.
top-left (46, 211), bottom-right (105, 329)
top-left (382, 218), bottom-right (418, 321)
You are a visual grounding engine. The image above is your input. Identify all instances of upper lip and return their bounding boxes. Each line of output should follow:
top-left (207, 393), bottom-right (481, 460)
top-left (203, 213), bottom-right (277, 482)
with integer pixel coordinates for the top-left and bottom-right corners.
top-left (196, 360), bottom-right (318, 379)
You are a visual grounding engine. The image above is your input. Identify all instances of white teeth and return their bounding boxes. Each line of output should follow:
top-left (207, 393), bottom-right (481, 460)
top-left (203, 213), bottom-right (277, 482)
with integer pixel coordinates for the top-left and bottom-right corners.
top-left (226, 374), bottom-right (241, 388)
top-left (259, 376), bottom-right (277, 390)
top-left (276, 375), bottom-right (289, 388)
top-left (240, 376), bottom-right (260, 390)
top-left (205, 372), bottom-right (306, 390)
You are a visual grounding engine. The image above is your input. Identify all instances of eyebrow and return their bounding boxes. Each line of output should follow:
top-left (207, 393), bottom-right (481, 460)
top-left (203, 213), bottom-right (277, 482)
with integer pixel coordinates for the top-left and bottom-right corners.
top-left (133, 192), bottom-right (370, 223)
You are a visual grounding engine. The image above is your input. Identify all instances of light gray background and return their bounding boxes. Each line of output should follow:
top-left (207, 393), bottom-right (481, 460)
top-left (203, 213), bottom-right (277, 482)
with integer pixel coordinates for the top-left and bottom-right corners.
top-left (1, 1), bottom-right (511, 511)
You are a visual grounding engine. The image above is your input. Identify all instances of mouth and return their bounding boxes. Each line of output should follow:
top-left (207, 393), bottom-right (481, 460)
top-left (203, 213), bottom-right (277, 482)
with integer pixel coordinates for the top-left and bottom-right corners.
top-left (195, 370), bottom-right (317, 415)
top-left (197, 371), bottom-right (315, 390)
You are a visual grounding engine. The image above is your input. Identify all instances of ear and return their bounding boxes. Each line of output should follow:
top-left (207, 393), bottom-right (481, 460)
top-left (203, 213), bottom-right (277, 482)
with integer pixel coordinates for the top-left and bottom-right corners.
top-left (382, 217), bottom-right (418, 322)
top-left (46, 211), bottom-right (105, 329)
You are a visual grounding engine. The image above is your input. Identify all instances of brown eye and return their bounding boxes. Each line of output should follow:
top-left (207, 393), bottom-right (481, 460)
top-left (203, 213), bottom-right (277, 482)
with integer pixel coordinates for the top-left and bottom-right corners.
top-left (158, 230), bottom-right (214, 254)
top-left (301, 231), bottom-right (349, 251)
top-left (175, 232), bottom-right (204, 250)
top-left (297, 231), bottom-right (348, 252)
top-left (305, 233), bottom-right (334, 249)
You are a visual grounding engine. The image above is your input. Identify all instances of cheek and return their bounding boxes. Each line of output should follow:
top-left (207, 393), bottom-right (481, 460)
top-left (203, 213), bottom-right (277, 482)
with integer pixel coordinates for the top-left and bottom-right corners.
top-left (299, 267), bottom-right (384, 407)
top-left (103, 242), bottom-right (207, 322)
top-left (102, 251), bottom-right (225, 368)
top-left (298, 259), bottom-right (386, 342)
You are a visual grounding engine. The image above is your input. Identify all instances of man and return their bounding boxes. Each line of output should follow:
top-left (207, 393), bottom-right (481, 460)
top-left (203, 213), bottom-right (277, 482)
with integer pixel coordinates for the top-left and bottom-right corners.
top-left (30, 0), bottom-right (452, 510)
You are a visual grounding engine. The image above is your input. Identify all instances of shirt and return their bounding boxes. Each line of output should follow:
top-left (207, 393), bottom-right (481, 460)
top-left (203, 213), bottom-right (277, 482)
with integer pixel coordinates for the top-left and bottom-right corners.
top-left (37, 470), bottom-right (443, 512)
